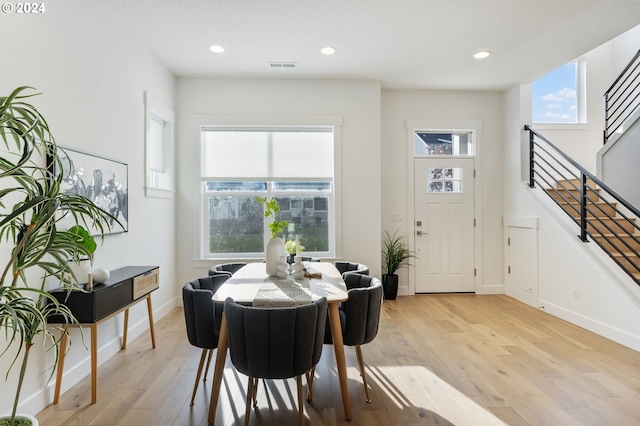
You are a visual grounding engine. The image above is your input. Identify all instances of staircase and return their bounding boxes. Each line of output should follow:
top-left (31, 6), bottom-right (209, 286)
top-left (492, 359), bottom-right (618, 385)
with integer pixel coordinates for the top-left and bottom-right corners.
top-left (527, 50), bottom-right (640, 285)
top-left (546, 177), bottom-right (640, 282)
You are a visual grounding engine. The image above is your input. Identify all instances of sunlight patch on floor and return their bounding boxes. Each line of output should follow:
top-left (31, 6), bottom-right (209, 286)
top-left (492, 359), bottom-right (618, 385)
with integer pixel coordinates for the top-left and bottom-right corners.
top-left (372, 365), bottom-right (509, 425)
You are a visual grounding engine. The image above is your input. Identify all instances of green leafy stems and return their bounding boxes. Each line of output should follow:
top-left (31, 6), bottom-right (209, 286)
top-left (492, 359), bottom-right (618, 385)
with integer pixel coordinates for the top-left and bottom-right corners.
top-left (68, 225), bottom-right (97, 264)
top-left (255, 196), bottom-right (288, 239)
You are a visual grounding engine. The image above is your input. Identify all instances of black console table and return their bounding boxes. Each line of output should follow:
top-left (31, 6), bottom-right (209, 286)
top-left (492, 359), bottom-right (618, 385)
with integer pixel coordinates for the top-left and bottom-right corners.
top-left (48, 266), bottom-right (159, 404)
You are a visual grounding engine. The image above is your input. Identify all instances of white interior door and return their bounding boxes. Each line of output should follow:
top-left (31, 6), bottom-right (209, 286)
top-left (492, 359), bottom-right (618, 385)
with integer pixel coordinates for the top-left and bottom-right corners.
top-left (414, 158), bottom-right (475, 293)
top-left (505, 225), bottom-right (538, 305)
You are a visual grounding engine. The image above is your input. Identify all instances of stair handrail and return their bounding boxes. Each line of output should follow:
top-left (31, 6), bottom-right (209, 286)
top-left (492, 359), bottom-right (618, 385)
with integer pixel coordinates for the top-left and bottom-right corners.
top-left (604, 49), bottom-right (640, 143)
top-left (526, 124), bottom-right (640, 282)
top-left (526, 125), bottom-right (640, 219)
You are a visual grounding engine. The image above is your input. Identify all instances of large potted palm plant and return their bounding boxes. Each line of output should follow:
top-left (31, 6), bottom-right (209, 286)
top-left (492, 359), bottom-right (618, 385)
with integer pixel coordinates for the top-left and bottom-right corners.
top-left (382, 230), bottom-right (416, 300)
top-left (0, 87), bottom-right (116, 426)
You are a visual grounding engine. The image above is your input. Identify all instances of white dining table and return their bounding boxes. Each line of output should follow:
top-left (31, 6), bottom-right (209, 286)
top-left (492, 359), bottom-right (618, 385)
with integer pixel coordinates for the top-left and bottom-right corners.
top-left (207, 261), bottom-right (352, 424)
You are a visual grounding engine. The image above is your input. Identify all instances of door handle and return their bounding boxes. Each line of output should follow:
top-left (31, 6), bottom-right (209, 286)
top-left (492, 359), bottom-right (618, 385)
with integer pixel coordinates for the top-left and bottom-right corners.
top-left (416, 230), bottom-right (425, 236)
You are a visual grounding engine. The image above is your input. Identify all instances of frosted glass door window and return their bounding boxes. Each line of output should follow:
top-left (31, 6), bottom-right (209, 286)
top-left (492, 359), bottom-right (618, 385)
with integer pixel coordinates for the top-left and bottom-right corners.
top-left (426, 167), bottom-right (462, 193)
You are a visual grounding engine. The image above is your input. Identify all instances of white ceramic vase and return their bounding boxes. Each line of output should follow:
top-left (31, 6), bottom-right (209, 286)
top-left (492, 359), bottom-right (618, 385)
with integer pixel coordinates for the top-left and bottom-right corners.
top-left (68, 259), bottom-right (91, 286)
top-left (0, 414), bottom-right (39, 425)
top-left (265, 237), bottom-right (284, 276)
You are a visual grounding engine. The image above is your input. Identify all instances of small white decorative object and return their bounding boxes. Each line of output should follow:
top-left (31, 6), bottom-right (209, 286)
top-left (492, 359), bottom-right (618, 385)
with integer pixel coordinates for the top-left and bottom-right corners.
top-left (276, 256), bottom-right (289, 279)
top-left (291, 256), bottom-right (305, 280)
top-left (93, 267), bottom-right (110, 284)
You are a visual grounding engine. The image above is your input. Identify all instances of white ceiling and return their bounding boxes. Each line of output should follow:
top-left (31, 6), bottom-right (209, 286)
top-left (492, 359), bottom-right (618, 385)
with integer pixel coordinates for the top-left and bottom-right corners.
top-left (103, 0), bottom-right (640, 90)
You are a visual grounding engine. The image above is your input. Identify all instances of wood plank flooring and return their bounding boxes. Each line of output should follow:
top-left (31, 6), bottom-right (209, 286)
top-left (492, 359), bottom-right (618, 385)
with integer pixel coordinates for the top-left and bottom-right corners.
top-left (36, 294), bottom-right (640, 425)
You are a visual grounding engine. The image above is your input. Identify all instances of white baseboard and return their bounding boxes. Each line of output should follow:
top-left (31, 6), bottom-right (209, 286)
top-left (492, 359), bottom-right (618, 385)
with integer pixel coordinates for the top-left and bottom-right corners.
top-left (477, 283), bottom-right (504, 294)
top-left (538, 297), bottom-right (640, 352)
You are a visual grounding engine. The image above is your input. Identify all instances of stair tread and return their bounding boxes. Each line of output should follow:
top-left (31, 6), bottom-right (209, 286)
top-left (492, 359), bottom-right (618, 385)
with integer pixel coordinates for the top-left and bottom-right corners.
top-left (576, 216), bottom-right (636, 223)
top-left (553, 186), bottom-right (601, 192)
top-left (612, 252), bottom-right (640, 258)
top-left (558, 202), bottom-right (614, 208)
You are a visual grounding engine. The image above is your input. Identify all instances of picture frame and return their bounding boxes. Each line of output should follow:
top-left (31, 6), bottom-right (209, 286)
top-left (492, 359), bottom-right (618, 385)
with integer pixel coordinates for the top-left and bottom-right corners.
top-left (50, 147), bottom-right (129, 234)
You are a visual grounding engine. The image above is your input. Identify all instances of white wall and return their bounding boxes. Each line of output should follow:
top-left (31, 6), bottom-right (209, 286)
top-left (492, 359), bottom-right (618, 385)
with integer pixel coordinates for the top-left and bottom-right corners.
top-left (175, 78), bottom-right (382, 284)
top-left (612, 24), bottom-right (640, 74)
top-left (381, 90), bottom-right (504, 295)
top-left (0, 1), bottom-right (177, 417)
top-left (599, 117), bottom-right (640, 207)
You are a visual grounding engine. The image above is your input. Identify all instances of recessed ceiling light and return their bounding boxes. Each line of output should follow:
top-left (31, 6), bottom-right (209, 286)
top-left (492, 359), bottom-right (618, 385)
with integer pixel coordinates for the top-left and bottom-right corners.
top-left (320, 46), bottom-right (336, 55)
top-left (209, 45), bottom-right (225, 53)
top-left (473, 50), bottom-right (490, 59)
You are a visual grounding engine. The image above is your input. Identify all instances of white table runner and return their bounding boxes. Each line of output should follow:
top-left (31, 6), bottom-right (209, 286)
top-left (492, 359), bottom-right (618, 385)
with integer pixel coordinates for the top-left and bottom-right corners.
top-left (252, 277), bottom-right (313, 307)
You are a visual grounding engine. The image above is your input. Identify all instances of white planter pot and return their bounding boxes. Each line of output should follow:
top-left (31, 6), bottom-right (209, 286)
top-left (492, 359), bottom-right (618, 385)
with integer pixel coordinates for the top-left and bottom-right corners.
top-left (265, 237), bottom-right (284, 277)
top-left (0, 413), bottom-right (39, 425)
top-left (69, 259), bottom-right (91, 284)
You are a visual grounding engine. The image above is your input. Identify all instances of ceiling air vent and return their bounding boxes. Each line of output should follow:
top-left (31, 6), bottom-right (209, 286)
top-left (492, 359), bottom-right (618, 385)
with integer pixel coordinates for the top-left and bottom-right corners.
top-left (269, 62), bottom-right (297, 69)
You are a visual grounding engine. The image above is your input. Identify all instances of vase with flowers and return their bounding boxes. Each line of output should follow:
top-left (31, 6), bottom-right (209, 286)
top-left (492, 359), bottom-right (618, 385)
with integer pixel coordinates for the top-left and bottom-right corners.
top-left (285, 236), bottom-right (305, 264)
top-left (255, 196), bottom-right (288, 276)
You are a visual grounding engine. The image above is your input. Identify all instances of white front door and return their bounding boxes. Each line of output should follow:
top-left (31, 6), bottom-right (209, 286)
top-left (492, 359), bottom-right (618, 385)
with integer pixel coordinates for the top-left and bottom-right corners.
top-left (414, 158), bottom-right (475, 293)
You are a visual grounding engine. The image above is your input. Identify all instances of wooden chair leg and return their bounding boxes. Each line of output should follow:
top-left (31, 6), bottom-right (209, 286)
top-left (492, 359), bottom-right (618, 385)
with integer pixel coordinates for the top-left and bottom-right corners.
top-left (245, 377), bottom-right (254, 426)
top-left (297, 375), bottom-right (305, 426)
top-left (305, 368), bottom-right (315, 402)
top-left (203, 348), bottom-right (214, 382)
top-left (355, 345), bottom-right (371, 403)
top-left (190, 349), bottom-right (209, 406)
top-left (253, 378), bottom-right (261, 408)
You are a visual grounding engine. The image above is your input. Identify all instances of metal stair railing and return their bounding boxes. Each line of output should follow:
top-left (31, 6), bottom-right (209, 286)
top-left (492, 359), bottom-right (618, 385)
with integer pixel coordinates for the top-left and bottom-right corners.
top-left (604, 49), bottom-right (640, 143)
top-left (526, 125), bottom-right (640, 284)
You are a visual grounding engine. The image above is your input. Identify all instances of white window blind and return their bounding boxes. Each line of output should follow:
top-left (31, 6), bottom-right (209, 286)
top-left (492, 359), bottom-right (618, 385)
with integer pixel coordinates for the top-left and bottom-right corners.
top-left (201, 127), bottom-right (333, 180)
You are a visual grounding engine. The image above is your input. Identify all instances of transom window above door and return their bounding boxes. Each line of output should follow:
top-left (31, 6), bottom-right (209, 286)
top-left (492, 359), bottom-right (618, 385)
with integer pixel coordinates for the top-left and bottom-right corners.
top-left (414, 131), bottom-right (474, 156)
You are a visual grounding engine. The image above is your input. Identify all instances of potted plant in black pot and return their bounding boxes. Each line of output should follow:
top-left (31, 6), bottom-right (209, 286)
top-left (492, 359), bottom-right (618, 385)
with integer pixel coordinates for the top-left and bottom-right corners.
top-left (0, 86), bottom-right (117, 426)
top-left (382, 230), bottom-right (416, 300)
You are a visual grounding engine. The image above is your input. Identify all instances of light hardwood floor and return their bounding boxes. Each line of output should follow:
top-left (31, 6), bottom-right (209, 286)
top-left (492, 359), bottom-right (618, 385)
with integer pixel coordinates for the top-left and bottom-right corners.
top-left (36, 294), bottom-right (640, 425)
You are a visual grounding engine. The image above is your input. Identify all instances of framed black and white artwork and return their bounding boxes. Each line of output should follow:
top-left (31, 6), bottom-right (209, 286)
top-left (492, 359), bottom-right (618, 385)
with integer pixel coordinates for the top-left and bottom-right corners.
top-left (53, 148), bottom-right (128, 234)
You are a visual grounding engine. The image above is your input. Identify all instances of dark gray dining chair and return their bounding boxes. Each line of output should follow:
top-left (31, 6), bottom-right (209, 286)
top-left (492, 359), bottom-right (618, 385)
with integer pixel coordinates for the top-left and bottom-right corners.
top-left (224, 297), bottom-right (327, 426)
top-left (312, 273), bottom-right (382, 403)
top-left (334, 261), bottom-right (369, 277)
top-left (182, 273), bottom-right (229, 406)
top-left (208, 262), bottom-right (246, 277)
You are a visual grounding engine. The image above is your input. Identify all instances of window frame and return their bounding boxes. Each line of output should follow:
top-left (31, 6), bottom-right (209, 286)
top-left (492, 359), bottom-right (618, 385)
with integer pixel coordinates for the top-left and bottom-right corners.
top-left (196, 117), bottom-right (342, 262)
top-left (532, 57), bottom-right (587, 125)
top-left (201, 182), bottom-right (334, 259)
top-left (413, 130), bottom-right (476, 157)
top-left (144, 92), bottom-right (175, 198)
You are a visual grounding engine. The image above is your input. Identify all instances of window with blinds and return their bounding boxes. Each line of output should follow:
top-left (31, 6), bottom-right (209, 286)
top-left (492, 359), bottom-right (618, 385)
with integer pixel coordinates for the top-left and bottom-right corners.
top-left (201, 127), bottom-right (335, 258)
